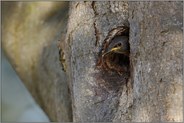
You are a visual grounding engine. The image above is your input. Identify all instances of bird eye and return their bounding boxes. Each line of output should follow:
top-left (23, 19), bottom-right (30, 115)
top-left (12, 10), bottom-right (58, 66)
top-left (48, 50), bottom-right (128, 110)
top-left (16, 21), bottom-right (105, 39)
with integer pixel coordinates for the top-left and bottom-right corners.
top-left (114, 43), bottom-right (122, 48)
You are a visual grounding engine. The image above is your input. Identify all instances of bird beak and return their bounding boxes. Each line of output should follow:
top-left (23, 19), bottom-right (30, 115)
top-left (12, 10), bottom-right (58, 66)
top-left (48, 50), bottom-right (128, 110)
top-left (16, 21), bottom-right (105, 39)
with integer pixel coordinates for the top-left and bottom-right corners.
top-left (102, 47), bottom-right (121, 58)
top-left (110, 46), bottom-right (129, 56)
top-left (102, 46), bottom-right (129, 58)
top-left (110, 47), bottom-right (121, 52)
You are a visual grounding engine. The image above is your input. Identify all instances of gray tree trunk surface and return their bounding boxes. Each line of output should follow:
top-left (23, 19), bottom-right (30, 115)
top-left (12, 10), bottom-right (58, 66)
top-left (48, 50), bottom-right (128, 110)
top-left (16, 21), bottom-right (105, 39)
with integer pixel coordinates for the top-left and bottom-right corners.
top-left (61, 1), bottom-right (183, 122)
top-left (2, 1), bottom-right (183, 122)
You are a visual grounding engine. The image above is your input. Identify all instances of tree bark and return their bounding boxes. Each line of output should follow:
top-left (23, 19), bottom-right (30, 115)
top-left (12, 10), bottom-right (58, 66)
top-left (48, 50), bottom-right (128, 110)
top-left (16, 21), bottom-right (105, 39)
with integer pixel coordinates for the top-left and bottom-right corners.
top-left (2, 1), bottom-right (183, 122)
top-left (128, 1), bottom-right (183, 122)
top-left (61, 1), bottom-right (132, 122)
top-left (61, 1), bottom-right (183, 122)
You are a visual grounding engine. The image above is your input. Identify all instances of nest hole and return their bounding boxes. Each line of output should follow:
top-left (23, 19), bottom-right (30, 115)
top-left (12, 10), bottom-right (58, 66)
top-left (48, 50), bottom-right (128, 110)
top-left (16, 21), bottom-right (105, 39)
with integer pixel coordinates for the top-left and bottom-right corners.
top-left (95, 26), bottom-right (130, 90)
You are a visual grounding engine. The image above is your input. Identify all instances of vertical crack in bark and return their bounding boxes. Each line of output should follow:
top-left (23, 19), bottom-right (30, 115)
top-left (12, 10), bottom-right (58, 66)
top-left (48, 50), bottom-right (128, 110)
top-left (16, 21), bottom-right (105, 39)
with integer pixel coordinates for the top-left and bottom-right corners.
top-left (91, 1), bottom-right (100, 46)
top-left (62, 33), bottom-right (74, 121)
top-left (75, 2), bottom-right (79, 8)
top-left (93, 21), bottom-right (100, 46)
top-left (59, 46), bottom-right (66, 72)
top-left (91, 1), bottom-right (98, 16)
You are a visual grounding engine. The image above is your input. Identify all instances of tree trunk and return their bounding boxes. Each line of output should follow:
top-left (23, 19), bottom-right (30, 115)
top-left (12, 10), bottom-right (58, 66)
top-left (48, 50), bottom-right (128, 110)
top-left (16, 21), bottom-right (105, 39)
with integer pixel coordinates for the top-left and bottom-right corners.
top-left (2, 1), bottom-right (183, 122)
top-left (61, 1), bottom-right (183, 122)
top-left (128, 2), bottom-right (183, 122)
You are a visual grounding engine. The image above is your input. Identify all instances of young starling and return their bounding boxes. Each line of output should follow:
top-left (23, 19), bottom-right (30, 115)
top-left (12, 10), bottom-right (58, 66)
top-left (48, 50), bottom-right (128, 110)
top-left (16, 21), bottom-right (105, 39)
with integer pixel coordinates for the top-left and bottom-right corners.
top-left (103, 36), bottom-right (129, 58)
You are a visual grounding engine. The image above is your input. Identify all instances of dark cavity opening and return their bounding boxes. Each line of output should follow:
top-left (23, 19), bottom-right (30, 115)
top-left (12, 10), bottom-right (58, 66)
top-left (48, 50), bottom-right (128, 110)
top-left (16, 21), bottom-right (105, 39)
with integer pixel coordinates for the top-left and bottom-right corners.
top-left (96, 26), bottom-right (130, 90)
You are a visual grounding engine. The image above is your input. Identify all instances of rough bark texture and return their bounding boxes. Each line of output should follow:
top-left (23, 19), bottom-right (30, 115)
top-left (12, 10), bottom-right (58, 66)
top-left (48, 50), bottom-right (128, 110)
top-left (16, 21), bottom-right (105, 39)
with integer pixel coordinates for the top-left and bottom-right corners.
top-left (60, 1), bottom-right (133, 122)
top-left (128, 1), bottom-right (183, 122)
top-left (61, 1), bottom-right (183, 122)
top-left (2, 1), bottom-right (183, 122)
top-left (2, 2), bottom-right (72, 121)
